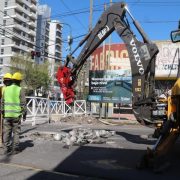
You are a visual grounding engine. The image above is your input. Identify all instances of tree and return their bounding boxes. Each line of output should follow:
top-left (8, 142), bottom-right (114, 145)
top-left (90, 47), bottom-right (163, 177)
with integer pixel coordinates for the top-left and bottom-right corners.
top-left (10, 55), bottom-right (52, 96)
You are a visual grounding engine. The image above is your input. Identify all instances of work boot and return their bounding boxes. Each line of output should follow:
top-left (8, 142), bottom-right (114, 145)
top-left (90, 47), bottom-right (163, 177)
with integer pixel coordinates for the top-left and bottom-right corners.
top-left (3, 148), bottom-right (12, 155)
top-left (11, 147), bottom-right (21, 155)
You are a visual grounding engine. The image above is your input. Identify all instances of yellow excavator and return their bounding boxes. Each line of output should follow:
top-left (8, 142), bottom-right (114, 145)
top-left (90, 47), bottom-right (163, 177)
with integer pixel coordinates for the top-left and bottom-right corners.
top-left (137, 25), bottom-right (180, 171)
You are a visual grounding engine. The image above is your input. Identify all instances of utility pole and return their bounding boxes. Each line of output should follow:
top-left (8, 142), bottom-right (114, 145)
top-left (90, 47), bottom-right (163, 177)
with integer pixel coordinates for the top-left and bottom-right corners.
top-left (89, 0), bottom-right (93, 32)
top-left (78, 0), bottom-right (93, 100)
top-left (105, 0), bottom-right (113, 119)
top-left (88, 0), bottom-right (93, 114)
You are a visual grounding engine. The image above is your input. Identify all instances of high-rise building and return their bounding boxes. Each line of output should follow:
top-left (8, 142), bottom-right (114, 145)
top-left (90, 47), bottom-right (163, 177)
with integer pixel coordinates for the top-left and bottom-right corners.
top-left (48, 20), bottom-right (62, 99)
top-left (35, 4), bottom-right (51, 64)
top-left (0, 0), bottom-right (37, 85)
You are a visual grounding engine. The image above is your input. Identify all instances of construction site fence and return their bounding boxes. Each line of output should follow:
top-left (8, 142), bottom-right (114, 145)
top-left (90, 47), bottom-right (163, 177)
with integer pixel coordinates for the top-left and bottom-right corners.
top-left (25, 96), bottom-right (87, 126)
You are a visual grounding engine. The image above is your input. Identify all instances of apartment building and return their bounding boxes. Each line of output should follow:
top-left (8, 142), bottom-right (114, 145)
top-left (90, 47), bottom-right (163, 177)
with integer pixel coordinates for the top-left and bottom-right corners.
top-left (48, 20), bottom-right (62, 99)
top-left (0, 0), bottom-right (37, 84)
top-left (35, 4), bottom-right (51, 64)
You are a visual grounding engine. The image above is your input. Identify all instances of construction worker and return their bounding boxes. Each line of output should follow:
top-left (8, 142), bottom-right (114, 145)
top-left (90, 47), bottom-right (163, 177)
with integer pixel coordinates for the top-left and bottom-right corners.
top-left (2, 73), bottom-right (13, 92)
top-left (0, 73), bottom-right (13, 148)
top-left (2, 72), bottom-right (26, 155)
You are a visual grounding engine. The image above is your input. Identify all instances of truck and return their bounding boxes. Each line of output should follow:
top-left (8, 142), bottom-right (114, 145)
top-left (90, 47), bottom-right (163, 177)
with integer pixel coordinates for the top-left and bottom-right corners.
top-left (56, 2), bottom-right (180, 171)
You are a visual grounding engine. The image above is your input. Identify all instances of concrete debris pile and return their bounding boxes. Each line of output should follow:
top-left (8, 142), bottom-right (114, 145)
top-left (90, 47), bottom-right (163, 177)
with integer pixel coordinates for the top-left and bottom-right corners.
top-left (60, 115), bottom-right (100, 125)
top-left (53, 128), bottom-right (116, 147)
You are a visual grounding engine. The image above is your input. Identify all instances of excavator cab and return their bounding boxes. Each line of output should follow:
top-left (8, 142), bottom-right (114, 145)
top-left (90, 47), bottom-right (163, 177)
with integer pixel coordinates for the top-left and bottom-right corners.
top-left (171, 29), bottom-right (180, 43)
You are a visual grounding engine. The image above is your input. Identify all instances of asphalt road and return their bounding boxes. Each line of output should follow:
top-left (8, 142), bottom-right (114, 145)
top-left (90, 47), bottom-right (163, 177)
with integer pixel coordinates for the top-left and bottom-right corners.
top-left (0, 122), bottom-right (179, 180)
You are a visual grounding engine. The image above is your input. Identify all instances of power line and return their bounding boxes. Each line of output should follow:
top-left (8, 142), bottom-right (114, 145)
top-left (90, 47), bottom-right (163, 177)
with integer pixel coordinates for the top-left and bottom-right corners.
top-left (60, 0), bottom-right (87, 31)
top-left (0, 26), bottom-right (63, 59)
top-left (0, 9), bottom-right (77, 45)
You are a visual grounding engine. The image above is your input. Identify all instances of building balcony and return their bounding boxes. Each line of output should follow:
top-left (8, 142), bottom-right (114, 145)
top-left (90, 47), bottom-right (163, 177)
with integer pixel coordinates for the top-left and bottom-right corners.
top-left (28, 30), bottom-right (36, 37)
top-left (16, 0), bottom-right (23, 3)
top-left (11, 43), bottom-right (31, 53)
top-left (55, 48), bottom-right (61, 53)
top-left (27, 40), bottom-right (35, 46)
top-left (29, 13), bottom-right (37, 20)
top-left (30, 4), bottom-right (37, 11)
top-left (15, 4), bottom-right (23, 12)
top-left (19, 44), bottom-right (30, 52)
top-left (28, 21), bottom-right (36, 28)
top-left (31, 0), bottom-right (37, 4)
top-left (15, 4), bottom-right (30, 16)
top-left (13, 13), bottom-right (27, 23)
top-left (9, 31), bottom-right (23, 40)
top-left (13, 24), bottom-right (28, 33)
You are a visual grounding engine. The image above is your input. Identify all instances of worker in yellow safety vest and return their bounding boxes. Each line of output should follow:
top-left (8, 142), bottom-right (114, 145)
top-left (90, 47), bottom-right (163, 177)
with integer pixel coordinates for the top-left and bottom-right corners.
top-left (2, 72), bottom-right (26, 155)
top-left (0, 73), bottom-right (13, 148)
top-left (1, 73), bottom-right (13, 94)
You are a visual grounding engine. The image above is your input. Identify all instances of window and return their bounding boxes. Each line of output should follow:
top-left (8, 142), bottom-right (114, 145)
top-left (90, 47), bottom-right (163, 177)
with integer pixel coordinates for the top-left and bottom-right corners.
top-left (4, 0), bottom-right (8, 7)
top-left (4, 2), bottom-right (8, 7)
top-left (24, 5), bottom-right (28, 10)
top-left (23, 23), bottom-right (26, 28)
top-left (3, 20), bottom-right (6, 26)
top-left (2, 30), bottom-right (5, 36)
top-left (1, 39), bottom-right (5, 45)
top-left (4, 11), bottom-right (7, 16)
top-left (1, 49), bottom-right (4, 55)
top-left (0, 58), bottom-right (3, 64)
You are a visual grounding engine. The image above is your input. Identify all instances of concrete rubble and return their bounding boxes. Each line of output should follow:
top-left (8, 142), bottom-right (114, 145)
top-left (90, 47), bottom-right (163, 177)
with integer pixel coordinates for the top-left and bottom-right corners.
top-left (54, 128), bottom-right (116, 147)
top-left (27, 128), bottom-right (116, 148)
top-left (59, 115), bottom-right (100, 125)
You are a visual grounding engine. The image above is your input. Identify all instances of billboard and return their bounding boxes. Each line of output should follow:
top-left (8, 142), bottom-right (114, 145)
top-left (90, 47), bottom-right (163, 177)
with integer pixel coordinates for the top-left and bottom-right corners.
top-left (88, 44), bottom-right (132, 104)
top-left (155, 41), bottom-right (180, 78)
top-left (90, 44), bottom-right (129, 71)
top-left (88, 69), bottom-right (132, 104)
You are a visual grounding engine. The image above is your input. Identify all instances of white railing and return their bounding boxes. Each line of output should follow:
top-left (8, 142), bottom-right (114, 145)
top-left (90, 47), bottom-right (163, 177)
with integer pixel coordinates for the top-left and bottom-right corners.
top-left (25, 96), bottom-right (86, 126)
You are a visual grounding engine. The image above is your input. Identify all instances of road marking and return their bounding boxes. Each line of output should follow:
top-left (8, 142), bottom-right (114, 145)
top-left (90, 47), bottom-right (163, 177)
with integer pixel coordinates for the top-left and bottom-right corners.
top-left (0, 162), bottom-right (79, 177)
top-left (81, 160), bottom-right (133, 170)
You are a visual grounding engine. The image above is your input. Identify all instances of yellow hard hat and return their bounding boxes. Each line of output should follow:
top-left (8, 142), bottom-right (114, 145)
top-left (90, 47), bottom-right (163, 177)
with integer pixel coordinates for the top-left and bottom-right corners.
top-left (12, 72), bottom-right (23, 80)
top-left (3, 73), bottom-right (12, 80)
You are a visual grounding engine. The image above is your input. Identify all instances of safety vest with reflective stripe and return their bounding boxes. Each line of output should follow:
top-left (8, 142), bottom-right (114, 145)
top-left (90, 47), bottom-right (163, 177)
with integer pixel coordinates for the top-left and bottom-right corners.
top-left (3, 84), bottom-right (22, 118)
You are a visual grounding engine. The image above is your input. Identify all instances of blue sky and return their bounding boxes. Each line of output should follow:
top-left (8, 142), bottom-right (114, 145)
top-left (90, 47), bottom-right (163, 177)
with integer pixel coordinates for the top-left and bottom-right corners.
top-left (39, 0), bottom-right (180, 58)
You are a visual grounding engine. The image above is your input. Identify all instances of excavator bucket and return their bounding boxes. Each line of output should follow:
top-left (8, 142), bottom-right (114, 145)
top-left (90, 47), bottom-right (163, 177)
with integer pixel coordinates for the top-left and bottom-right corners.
top-left (56, 66), bottom-right (75, 105)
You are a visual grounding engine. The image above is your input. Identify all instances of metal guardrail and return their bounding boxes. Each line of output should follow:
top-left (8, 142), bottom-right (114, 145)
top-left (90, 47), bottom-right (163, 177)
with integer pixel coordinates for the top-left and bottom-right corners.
top-left (25, 97), bottom-right (86, 126)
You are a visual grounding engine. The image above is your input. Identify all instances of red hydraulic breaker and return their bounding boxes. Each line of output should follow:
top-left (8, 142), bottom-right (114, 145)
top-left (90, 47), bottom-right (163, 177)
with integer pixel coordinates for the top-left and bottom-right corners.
top-left (56, 66), bottom-right (75, 105)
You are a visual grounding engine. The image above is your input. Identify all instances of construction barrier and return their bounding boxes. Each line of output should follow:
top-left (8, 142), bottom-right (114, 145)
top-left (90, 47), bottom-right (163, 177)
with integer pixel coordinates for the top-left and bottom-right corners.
top-left (26, 97), bottom-right (86, 126)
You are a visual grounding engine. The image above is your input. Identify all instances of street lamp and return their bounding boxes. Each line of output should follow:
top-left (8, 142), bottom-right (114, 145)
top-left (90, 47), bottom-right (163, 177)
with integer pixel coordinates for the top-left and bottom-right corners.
top-left (60, 22), bottom-right (73, 54)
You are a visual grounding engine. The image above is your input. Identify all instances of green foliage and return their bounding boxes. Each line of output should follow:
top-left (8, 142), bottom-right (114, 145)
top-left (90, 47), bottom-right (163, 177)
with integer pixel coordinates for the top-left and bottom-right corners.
top-left (10, 55), bottom-right (52, 96)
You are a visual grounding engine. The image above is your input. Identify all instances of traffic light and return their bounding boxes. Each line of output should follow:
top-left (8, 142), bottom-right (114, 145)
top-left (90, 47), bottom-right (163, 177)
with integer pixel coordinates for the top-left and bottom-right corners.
top-left (31, 51), bottom-right (36, 59)
top-left (36, 51), bottom-right (41, 57)
top-left (31, 51), bottom-right (41, 59)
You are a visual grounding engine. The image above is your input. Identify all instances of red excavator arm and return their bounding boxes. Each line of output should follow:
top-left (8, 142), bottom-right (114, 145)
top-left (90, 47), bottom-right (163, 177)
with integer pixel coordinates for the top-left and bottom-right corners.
top-left (56, 2), bottom-right (159, 126)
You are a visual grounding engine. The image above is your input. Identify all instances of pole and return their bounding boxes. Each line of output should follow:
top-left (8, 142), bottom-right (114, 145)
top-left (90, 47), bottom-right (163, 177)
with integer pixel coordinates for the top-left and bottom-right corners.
top-left (0, 87), bottom-right (3, 147)
top-left (89, 0), bottom-right (93, 32)
top-left (89, 0), bottom-right (93, 115)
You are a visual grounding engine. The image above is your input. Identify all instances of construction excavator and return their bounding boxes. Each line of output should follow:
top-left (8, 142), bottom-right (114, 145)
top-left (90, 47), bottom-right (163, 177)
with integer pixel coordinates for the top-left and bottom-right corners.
top-left (56, 2), bottom-right (180, 171)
